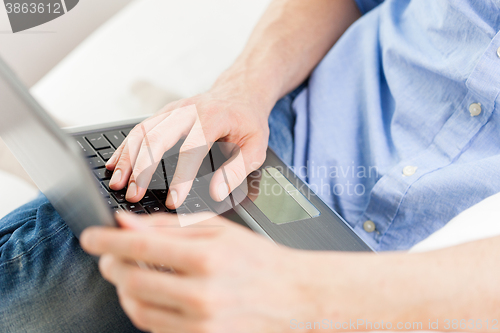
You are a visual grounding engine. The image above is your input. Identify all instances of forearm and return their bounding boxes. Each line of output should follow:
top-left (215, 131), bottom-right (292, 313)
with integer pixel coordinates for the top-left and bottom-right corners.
top-left (387, 237), bottom-right (500, 331)
top-left (304, 237), bottom-right (500, 331)
top-left (212, 0), bottom-right (361, 112)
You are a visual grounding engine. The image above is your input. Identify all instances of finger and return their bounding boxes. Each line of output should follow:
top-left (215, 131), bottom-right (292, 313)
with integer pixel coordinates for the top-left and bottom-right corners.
top-left (166, 116), bottom-right (214, 209)
top-left (105, 138), bottom-right (125, 170)
top-left (83, 229), bottom-right (201, 274)
top-left (210, 138), bottom-right (267, 201)
top-left (125, 107), bottom-right (197, 202)
top-left (81, 215), bottom-right (225, 274)
top-left (99, 255), bottom-right (193, 312)
top-left (117, 211), bottom-right (225, 236)
top-left (102, 254), bottom-right (223, 321)
top-left (246, 170), bottom-right (263, 201)
top-left (117, 210), bottom-right (225, 235)
top-left (107, 112), bottom-right (169, 171)
top-left (109, 114), bottom-right (170, 190)
top-left (117, 292), bottom-right (187, 333)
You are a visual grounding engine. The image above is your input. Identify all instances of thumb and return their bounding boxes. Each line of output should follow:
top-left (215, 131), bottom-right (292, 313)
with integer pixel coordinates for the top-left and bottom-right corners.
top-left (209, 140), bottom-right (267, 202)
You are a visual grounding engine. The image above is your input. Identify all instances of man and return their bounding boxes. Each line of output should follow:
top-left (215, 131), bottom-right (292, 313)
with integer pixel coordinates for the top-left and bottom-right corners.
top-left (1, 0), bottom-right (500, 332)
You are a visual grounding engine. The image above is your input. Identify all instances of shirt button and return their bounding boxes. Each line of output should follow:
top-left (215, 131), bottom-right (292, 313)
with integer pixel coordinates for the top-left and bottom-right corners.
top-left (363, 220), bottom-right (376, 233)
top-left (469, 103), bottom-right (482, 117)
top-left (497, 46), bottom-right (500, 58)
top-left (402, 165), bottom-right (418, 176)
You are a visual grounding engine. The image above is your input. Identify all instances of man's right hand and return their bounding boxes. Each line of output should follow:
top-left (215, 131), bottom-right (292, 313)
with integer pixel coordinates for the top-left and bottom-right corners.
top-left (105, 79), bottom-right (274, 210)
top-left (105, 0), bottom-right (362, 210)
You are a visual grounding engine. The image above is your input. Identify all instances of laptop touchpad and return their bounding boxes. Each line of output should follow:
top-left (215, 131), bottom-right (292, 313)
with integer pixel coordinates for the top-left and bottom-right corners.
top-left (248, 167), bottom-right (320, 224)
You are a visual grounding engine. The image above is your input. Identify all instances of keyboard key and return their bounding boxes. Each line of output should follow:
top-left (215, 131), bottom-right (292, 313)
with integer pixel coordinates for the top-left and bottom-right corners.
top-left (157, 159), bottom-right (176, 176)
top-left (175, 207), bottom-right (190, 216)
top-left (104, 131), bottom-right (125, 149)
top-left (98, 148), bottom-right (115, 162)
top-left (88, 157), bottom-right (105, 169)
top-left (98, 186), bottom-right (110, 198)
top-left (195, 208), bottom-right (211, 213)
top-left (149, 173), bottom-right (169, 190)
top-left (144, 203), bottom-right (167, 214)
top-left (75, 138), bottom-right (96, 157)
top-left (123, 203), bottom-right (145, 214)
top-left (184, 198), bottom-right (208, 213)
top-left (101, 180), bottom-right (112, 191)
top-left (93, 168), bottom-right (113, 180)
top-left (105, 197), bottom-right (119, 209)
top-left (191, 177), bottom-right (208, 188)
top-left (152, 189), bottom-right (168, 200)
top-left (85, 133), bottom-right (111, 150)
top-left (112, 189), bottom-right (127, 203)
top-left (121, 128), bottom-right (132, 137)
top-left (166, 154), bottom-right (179, 164)
top-left (102, 179), bottom-right (127, 193)
top-left (112, 207), bottom-right (124, 215)
top-left (185, 189), bottom-right (197, 200)
top-left (140, 191), bottom-right (157, 205)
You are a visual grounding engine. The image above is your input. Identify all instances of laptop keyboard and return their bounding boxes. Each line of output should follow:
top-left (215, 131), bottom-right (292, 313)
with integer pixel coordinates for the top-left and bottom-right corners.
top-left (74, 127), bottom-right (213, 217)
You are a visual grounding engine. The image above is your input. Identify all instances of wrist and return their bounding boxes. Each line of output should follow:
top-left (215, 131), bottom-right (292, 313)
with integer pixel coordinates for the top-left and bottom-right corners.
top-left (211, 59), bottom-right (284, 116)
top-left (295, 251), bottom-right (396, 330)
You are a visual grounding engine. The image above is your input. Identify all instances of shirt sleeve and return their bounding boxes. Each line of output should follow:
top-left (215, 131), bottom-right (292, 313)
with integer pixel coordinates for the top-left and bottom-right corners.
top-left (354, 0), bottom-right (385, 15)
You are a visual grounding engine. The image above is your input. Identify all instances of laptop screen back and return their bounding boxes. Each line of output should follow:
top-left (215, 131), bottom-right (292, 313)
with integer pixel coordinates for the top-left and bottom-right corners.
top-left (0, 57), bottom-right (115, 237)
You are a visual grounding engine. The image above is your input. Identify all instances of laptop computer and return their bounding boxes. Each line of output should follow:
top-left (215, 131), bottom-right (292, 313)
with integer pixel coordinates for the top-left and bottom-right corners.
top-left (0, 56), bottom-right (373, 252)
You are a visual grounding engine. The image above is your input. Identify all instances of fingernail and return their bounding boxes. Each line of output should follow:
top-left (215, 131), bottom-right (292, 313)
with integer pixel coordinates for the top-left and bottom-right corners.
top-left (126, 181), bottom-right (137, 199)
top-left (106, 154), bottom-right (116, 167)
top-left (109, 169), bottom-right (122, 186)
top-left (167, 189), bottom-right (178, 206)
top-left (218, 182), bottom-right (229, 201)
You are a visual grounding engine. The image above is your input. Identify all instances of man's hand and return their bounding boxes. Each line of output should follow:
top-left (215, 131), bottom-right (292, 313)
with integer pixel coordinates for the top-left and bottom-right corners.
top-left (103, 0), bottom-right (362, 210)
top-left (81, 212), bottom-right (500, 332)
top-left (81, 213), bottom-right (325, 333)
top-left (105, 81), bottom-right (273, 209)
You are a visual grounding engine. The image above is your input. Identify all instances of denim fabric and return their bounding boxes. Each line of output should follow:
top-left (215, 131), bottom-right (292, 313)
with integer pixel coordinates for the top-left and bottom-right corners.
top-left (292, 0), bottom-right (500, 250)
top-left (0, 195), bottom-right (142, 333)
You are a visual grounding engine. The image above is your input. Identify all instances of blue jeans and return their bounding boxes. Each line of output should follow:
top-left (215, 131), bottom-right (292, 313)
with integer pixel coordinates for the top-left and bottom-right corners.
top-left (0, 195), bottom-right (143, 333)
top-left (0, 88), bottom-right (302, 332)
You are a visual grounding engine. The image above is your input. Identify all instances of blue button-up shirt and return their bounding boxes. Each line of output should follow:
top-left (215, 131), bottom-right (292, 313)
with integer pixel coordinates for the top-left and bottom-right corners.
top-left (292, 0), bottom-right (500, 251)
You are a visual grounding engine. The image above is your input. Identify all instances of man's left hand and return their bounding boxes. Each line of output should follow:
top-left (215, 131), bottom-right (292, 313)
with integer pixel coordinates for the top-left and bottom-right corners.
top-left (81, 213), bottom-right (326, 333)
